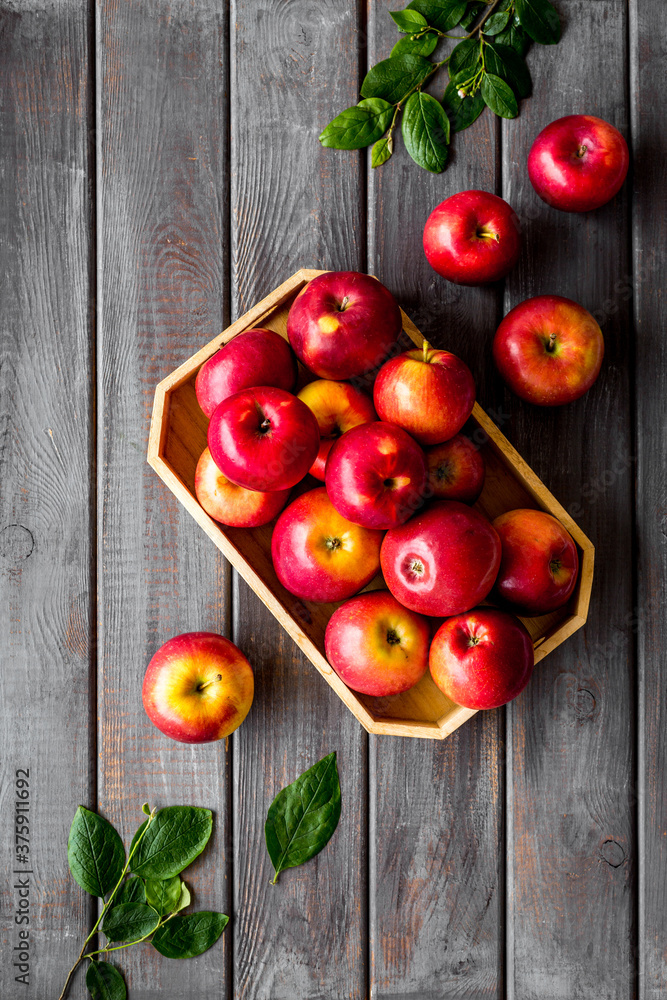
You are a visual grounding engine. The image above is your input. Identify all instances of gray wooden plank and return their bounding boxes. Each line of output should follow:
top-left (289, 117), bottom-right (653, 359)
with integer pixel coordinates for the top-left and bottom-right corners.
top-left (229, 3), bottom-right (367, 998)
top-left (501, 4), bottom-right (636, 998)
top-left (0, 4), bottom-right (94, 998)
top-left (367, 5), bottom-right (504, 998)
top-left (630, 1), bottom-right (667, 996)
top-left (96, 2), bottom-right (231, 997)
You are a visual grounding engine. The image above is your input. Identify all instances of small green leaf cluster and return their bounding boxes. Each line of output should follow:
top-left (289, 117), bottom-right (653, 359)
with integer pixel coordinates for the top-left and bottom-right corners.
top-left (60, 804), bottom-right (227, 1000)
top-left (319, 0), bottom-right (561, 172)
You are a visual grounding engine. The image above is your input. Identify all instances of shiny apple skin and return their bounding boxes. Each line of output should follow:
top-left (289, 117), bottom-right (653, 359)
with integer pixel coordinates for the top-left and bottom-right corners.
top-left (493, 295), bottom-right (604, 406)
top-left (324, 590), bottom-right (430, 697)
top-left (142, 632), bottom-right (254, 743)
top-left (429, 609), bottom-right (534, 710)
top-left (271, 487), bottom-right (383, 602)
top-left (194, 447), bottom-right (290, 527)
top-left (195, 328), bottom-right (297, 419)
top-left (208, 386), bottom-right (319, 492)
top-left (492, 508), bottom-right (579, 615)
top-left (297, 379), bottom-right (377, 480)
top-left (381, 500), bottom-right (501, 617)
top-left (423, 190), bottom-right (521, 286)
top-left (287, 271), bottom-right (402, 380)
top-left (425, 434), bottom-right (485, 503)
top-left (527, 114), bottom-right (629, 213)
top-left (325, 421), bottom-right (427, 530)
top-left (373, 344), bottom-right (475, 445)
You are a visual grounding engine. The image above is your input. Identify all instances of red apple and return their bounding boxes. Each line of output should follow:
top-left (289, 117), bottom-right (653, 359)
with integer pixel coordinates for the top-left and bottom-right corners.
top-left (325, 421), bottom-right (427, 530)
top-left (207, 386), bottom-right (319, 492)
top-left (287, 271), bottom-right (402, 380)
top-left (381, 500), bottom-right (501, 617)
top-left (194, 447), bottom-right (289, 527)
top-left (373, 340), bottom-right (475, 445)
top-left (528, 114), bottom-right (629, 213)
top-left (271, 487), bottom-right (383, 603)
top-left (423, 190), bottom-right (521, 286)
top-left (429, 609), bottom-right (534, 710)
top-left (492, 508), bottom-right (579, 615)
top-left (195, 328), bottom-right (297, 419)
top-left (493, 295), bottom-right (604, 406)
top-left (425, 434), bottom-right (485, 503)
top-left (324, 590), bottom-right (430, 697)
top-left (297, 379), bottom-right (377, 480)
top-left (142, 632), bottom-right (254, 743)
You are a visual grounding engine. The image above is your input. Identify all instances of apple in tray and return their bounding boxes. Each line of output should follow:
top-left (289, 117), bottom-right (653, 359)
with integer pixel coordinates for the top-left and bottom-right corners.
top-left (195, 447), bottom-right (290, 527)
top-left (297, 379), bottom-right (377, 480)
top-left (287, 270), bottom-right (402, 379)
top-left (425, 434), bottom-right (485, 503)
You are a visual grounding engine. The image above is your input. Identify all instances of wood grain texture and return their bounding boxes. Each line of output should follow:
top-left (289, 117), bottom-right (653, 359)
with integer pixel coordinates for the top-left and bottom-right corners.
top-left (366, 4), bottom-right (505, 997)
top-left (501, 4), bottom-right (636, 998)
top-left (630, 2), bottom-right (667, 996)
top-left (96, 2), bottom-right (231, 996)
top-left (229, 3), bottom-right (367, 997)
top-left (0, 5), bottom-right (94, 998)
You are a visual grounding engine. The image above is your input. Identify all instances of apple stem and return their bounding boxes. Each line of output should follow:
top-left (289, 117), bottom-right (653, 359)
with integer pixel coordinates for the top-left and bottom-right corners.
top-left (422, 339), bottom-right (431, 363)
top-left (338, 296), bottom-right (349, 312)
top-left (576, 144), bottom-right (587, 158)
top-left (197, 675), bottom-right (222, 692)
top-left (546, 333), bottom-right (557, 353)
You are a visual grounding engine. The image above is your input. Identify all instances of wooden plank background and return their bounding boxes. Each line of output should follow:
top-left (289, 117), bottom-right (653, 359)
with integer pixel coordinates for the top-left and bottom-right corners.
top-left (0, 2), bottom-right (664, 998)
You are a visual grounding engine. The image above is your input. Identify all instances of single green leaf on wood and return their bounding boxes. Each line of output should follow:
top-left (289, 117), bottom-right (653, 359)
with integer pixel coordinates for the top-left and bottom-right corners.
top-left (402, 91), bottom-right (450, 172)
top-left (391, 31), bottom-right (438, 58)
top-left (101, 902), bottom-right (160, 944)
top-left (448, 38), bottom-right (482, 79)
top-left (442, 80), bottom-right (485, 132)
top-left (145, 876), bottom-right (183, 917)
top-left (485, 42), bottom-right (532, 98)
top-left (391, 8), bottom-right (428, 32)
top-left (114, 876), bottom-right (146, 906)
top-left (360, 53), bottom-right (434, 104)
top-left (152, 912), bottom-right (229, 959)
top-left (482, 9), bottom-right (511, 35)
top-left (265, 751), bottom-right (342, 883)
top-left (481, 72), bottom-right (518, 117)
top-left (371, 133), bottom-right (394, 168)
top-left (319, 99), bottom-right (394, 150)
top-left (68, 807), bottom-right (125, 899)
top-left (130, 806), bottom-right (213, 880)
top-left (514, 0), bottom-right (560, 45)
top-left (408, 0), bottom-right (468, 31)
top-left (495, 20), bottom-right (531, 56)
top-left (86, 961), bottom-right (127, 1000)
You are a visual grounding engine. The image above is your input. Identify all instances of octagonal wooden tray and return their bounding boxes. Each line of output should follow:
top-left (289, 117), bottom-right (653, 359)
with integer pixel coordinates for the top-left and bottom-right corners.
top-left (148, 269), bottom-right (594, 739)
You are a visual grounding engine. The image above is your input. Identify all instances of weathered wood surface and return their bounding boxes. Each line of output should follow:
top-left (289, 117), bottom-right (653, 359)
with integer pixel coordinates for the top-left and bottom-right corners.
top-left (0, 1), bottom-right (665, 999)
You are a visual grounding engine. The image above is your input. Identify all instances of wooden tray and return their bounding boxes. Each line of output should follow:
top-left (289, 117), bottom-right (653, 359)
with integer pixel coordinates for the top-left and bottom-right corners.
top-left (148, 269), bottom-right (594, 740)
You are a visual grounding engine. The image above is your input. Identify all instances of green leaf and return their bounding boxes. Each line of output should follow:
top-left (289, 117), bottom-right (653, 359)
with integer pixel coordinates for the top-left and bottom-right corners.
top-left (176, 882), bottom-right (191, 912)
top-left (459, 1), bottom-right (485, 30)
top-left (67, 807), bottom-right (125, 899)
top-left (130, 806), bottom-right (213, 880)
top-left (391, 31), bottom-right (438, 58)
top-left (448, 38), bottom-right (481, 79)
top-left (485, 42), bottom-right (532, 98)
top-left (481, 72), bottom-right (518, 117)
top-left (114, 876), bottom-right (146, 906)
top-left (371, 133), bottom-right (393, 168)
top-left (86, 961), bottom-right (127, 1000)
top-left (442, 80), bottom-right (485, 132)
top-left (319, 99), bottom-right (394, 150)
top-left (265, 751), bottom-right (342, 883)
top-left (145, 876), bottom-right (183, 917)
top-left (402, 91), bottom-right (450, 172)
top-left (482, 9), bottom-right (511, 35)
top-left (515, 0), bottom-right (560, 44)
top-left (360, 54), bottom-right (434, 104)
top-left (390, 8), bottom-right (428, 32)
top-left (408, 0), bottom-right (468, 31)
top-left (102, 902), bottom-right (160, 944)
top-left (141, 803), bottom-right (151, 816)
top-left (152, 912), bottom-right (229, 959)
top-left (495, 20), bottom-right (531, 56)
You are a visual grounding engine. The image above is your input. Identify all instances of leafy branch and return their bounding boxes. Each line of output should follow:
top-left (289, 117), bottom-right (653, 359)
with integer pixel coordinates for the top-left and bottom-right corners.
top-left (59, 803), bottom-right (227, 1000)
top-left (319, 0), bottom-right (561, 172)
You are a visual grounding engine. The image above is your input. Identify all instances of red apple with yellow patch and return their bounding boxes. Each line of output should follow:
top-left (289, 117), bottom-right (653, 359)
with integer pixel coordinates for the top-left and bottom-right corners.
top-left (325, 591), bottom-right (430, 697)
top-left (425, 434), bottom-right (485, 503)
top-left (142, 632), bottom-right (254, 743)
top-left (297, 379), bottom-right (377, 480)
top-left (271, 487), bottom-right (383, 603)
top-left (194, 447), bottom-right (289, 527)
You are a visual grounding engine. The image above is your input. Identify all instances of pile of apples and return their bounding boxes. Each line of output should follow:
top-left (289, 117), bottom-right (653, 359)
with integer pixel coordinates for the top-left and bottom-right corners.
top-left (143, 113), bottom-right (628, 742)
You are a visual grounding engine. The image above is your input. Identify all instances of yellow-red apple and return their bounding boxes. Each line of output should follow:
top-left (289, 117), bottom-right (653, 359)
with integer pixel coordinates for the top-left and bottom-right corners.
top-left (425, 434), bottom-right (485, 503)
top-left (194, 447), bottom-right (290, 527)
top-left (297, 379), bottom-right (377, 480)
